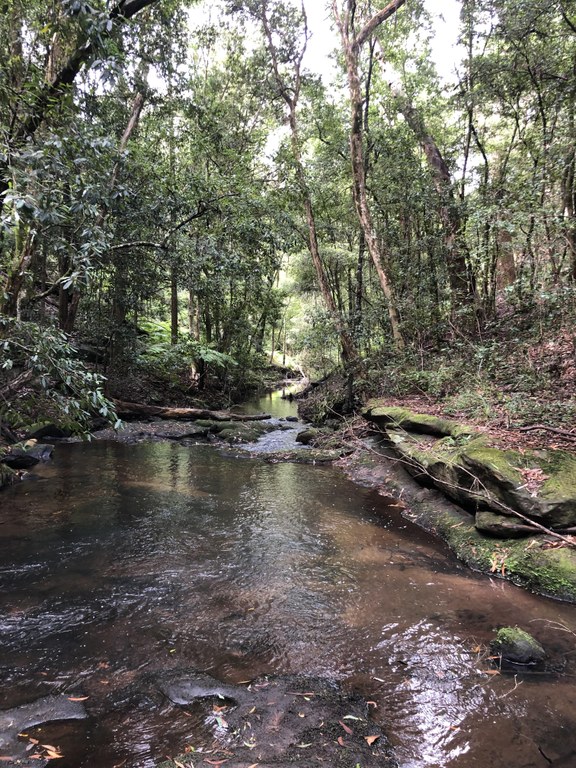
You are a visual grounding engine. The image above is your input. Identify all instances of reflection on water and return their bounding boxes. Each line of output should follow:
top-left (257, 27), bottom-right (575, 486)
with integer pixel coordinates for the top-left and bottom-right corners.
top-left (1, 432), bottom-right (576, 767)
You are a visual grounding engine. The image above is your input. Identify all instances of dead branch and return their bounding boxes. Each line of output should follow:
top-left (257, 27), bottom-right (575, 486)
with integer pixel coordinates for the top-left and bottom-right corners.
top-left (517, 424), bottom-right (576, 440)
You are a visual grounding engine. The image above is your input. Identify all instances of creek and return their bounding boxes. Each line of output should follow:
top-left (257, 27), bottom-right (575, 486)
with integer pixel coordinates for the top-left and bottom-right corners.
top-left (1, 391), bottom-right (576, 767)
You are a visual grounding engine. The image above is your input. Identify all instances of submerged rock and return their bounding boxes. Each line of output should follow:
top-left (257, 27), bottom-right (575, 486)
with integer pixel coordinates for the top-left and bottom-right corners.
top-left (155, 669), bottom-right (242, 706)
top-left (155, 671), bottom-right (395, 768)
top-left (490, 627), bottom-right (546, 666)
top-left (0, 694), bottom-right (87, 765)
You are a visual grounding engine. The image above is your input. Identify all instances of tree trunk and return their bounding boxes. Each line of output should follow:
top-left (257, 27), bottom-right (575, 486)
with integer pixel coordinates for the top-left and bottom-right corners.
top-left (112, 400), bottom-right (273, 422)
top-left (333, 0), bottom-right (405, 349)
top-left (1, 229), bottom-right (35, 318)
top-left (259, 0), bottom-right (358, 364)
top-left (390, 85), bottom-right (475, 312)
top-left (171, 266), bottom-right (179, 345)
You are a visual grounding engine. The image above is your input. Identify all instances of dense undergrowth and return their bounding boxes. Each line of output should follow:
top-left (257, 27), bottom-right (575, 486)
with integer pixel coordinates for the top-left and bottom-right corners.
top-left (298, 292), bottom-right (576, 439)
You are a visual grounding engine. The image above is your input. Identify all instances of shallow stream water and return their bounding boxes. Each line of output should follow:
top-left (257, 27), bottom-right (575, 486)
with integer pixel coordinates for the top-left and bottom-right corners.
top-left (2, 392), bottom-right (576, 767)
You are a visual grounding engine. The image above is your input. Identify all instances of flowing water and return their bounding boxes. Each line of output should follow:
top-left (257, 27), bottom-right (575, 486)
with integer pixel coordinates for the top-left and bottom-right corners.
top-left (2, 392), bottom-right (576, 767)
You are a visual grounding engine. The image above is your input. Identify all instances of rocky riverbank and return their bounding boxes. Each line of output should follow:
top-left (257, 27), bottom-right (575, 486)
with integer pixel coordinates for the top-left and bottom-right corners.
top-left (329, 402), bottom-right (576, 602)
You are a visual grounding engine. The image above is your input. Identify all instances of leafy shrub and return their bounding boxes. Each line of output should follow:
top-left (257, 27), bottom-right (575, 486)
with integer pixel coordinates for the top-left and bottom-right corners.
top-left (0, 318), bottom-right (118, 432)
top-left (137, 321), bottom-right (237, 384)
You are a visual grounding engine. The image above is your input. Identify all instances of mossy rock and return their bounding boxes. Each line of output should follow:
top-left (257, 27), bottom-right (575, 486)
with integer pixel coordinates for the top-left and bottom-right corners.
top-left (296, 427), bottom-right (320, 445)
top-left (215, 421), bottom-right (275, 444)
top-left (490, 627), bottom-right (546, 666)
top-left (540, 452), bottom-right (576, 503)
top-left (380, 416), bottom-right (576, 531)
top-left (245, 448), bottom-right (345, 464)
top-left (25, 422), bottom-right (68, 439)
top-left (0, 463), bottom-right (16, 490)
top-left (339, 448), bottom-right (576, 601)
top-left (363, 402), bottom-right (476, 439)
top-left (475, 510), bottom-right (538, 537)
top-left (1, 440), bottom-right (54, 469)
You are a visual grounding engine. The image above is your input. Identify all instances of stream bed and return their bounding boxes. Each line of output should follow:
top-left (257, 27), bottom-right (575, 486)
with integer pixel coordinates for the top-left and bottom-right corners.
top-left (2, 393), bottom-right (576, 767)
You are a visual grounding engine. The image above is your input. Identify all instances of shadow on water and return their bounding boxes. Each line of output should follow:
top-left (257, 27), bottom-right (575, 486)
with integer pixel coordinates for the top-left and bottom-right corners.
top-left (2, 403), bottom-right (576, 767)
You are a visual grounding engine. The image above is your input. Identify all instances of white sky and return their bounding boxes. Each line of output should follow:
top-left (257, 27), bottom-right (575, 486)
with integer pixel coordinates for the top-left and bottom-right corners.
top-left (187, 0), bottom-right (463, 84)
top-left (301, 0), bottom-right (462, 83)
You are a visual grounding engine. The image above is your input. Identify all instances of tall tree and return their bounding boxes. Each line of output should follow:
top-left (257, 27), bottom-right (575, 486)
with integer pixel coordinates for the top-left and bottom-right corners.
top-left (233, 0), bottom-right (358, 363)
top-left (332, 0), bottom-right (406, 349)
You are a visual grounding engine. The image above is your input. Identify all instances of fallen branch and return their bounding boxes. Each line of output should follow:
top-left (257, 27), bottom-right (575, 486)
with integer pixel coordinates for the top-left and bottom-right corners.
top-left (0, 369), bottom-right (34, 401)
top-left (517, 424), bottom-right (576, 440)
top-left (112, 399), bottom-right (271, 423)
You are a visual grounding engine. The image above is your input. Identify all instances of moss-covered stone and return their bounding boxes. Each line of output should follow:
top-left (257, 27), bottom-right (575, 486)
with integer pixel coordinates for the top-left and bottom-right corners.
top-left (363, 402), bottom-right (476, 439)
top-left (234, 447), bottom-right (345, 463)
top-left (540, 452), bottom-right (576, 501)
top-left (490, 627), bottom-right (546, 665)
top-left (475, 510), bottom-right (538, 537)
top-left (296, 428), bottom-right (320, 445)
top-left (0, 463), bottom-right (16, 490)
top-left (211, 421), bottom-right (275, 444)
top-left (368, 408), bottom-right (576, 532)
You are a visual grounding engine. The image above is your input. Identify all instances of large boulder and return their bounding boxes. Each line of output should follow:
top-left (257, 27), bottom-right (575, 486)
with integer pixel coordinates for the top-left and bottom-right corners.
top-left (363, 402), bottom-right (476, 438)
top-left (363, 404), bottom-right (576, 535)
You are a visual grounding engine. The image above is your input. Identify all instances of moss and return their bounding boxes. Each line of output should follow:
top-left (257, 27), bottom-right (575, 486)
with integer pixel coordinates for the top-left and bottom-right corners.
top-left (0, 464), bottom-right (16, 490)
top-left (491, 627), bottom-right (546, 664)
top-left (503, 545), bottom-right (576, 601)
top-left (540, 452), bottom-right (576, 501)
top-left (462, 445), bottom-right (524, 486)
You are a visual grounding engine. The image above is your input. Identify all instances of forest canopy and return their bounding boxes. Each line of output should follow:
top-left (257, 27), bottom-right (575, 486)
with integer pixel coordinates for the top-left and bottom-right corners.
top-left (1, 0), bottom-right (575, 432)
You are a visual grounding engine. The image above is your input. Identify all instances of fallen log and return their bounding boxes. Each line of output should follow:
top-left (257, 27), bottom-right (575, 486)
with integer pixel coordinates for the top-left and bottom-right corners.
top-left (112, 399), bottom-right (271, 423)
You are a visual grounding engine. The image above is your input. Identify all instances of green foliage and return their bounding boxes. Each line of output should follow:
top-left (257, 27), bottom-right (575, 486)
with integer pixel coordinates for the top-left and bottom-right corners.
top-left (0, 318), bottom-right (118, 432)
top-left (138, 321), bottom-right (237, 384)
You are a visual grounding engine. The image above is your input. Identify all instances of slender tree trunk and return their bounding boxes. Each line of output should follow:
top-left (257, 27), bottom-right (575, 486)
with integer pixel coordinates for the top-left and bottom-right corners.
top-left (259, 0), bottom-right (358, 364)
top-left (171, 267), bottom-right (179, 344)
top-left (389, 85), bottom-right (475, 312)
top-left (1, 230), bottom-right (35, 317)
top-left (333, 0), bottom-right (405, 349)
